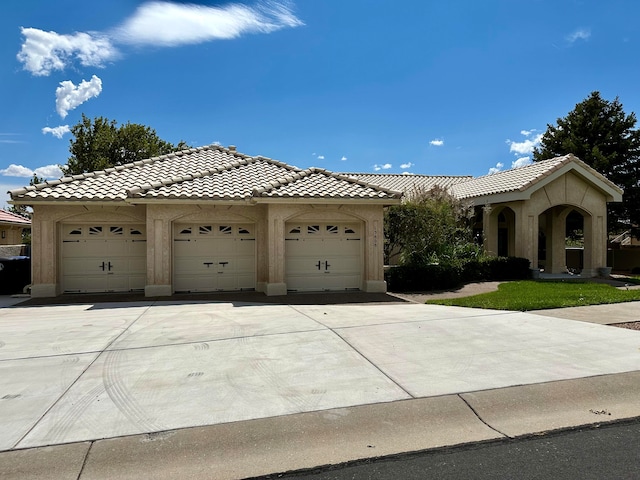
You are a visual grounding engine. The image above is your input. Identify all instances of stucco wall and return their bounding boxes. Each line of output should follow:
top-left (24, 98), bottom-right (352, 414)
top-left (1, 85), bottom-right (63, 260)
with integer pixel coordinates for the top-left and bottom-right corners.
top-left (30, 202), bottom-right (388, 297)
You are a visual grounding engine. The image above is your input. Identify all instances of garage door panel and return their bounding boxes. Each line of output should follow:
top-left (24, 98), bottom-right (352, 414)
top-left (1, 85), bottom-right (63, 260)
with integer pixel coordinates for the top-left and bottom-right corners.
top-left (285, 222), bottom-right (362, 292)
top-left (173, 224), bottom-right (256, 292)
top-left (61, 224), bottom-right (146, 293)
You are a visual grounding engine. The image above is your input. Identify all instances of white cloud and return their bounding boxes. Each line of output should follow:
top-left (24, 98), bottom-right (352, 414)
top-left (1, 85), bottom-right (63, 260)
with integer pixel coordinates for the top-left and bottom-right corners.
top-left (400, 162), bottom-right (413, 169)
top-left (341, 156), bottom-right (347, 161)
top-left (17, 2), bottom-right (302, 76)
top-left (35, 165), bottom-right (63, 178)
top-left (507, 133), bottom-right (543, 155)
top-left (56, 75), bottom-right (103, 118)
top-left (512, 157), bottom-right (532, 169)
top-left (0, 163), bottom-right (62, 179)
top-left (520, 129), bottom-right (536, 136)
top-left (112, 1), bottom-right (304, 47)
top-left (317, 155), bottom-right (325, 160)
top-left (17, 27), bottom-right (116, 76)
top-left (567, 28), bottom-right (591, 43)
top-left (0, 133), bottom-right (23, 144)
top-left (0, 164), bottom-right (33, 177)
top-left (42, 125), bottom-right (71, 139)
top-left (429, 139), bottom-right (444, 146)
top-left (488, 162), bottom-right (504, 175)
top-left (373, 163), bottom-right (392, 171)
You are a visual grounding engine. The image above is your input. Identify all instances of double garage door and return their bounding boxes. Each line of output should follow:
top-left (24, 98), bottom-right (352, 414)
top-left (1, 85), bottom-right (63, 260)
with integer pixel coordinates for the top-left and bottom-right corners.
top-left (61, 224), bottom-right (146, 293)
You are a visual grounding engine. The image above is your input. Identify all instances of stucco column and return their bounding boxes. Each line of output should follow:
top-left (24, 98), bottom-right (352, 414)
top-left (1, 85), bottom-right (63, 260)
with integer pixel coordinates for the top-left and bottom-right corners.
top-left (482, 205), bottom-right (498, 257)
top-left (581, 214), bottom-right (598, 277)
top-left (145, 205), bottom-right (172, 297)
top-left (363, 210), bottom-right (387, 293)
top-left (265, 204), bottom-right (287, 296)
top-left (548, 208), bottom-right (568, 274)
top-left (515, 212), bottom-right (538, 271)
top-left (29, 209), bottom-right (58, 297)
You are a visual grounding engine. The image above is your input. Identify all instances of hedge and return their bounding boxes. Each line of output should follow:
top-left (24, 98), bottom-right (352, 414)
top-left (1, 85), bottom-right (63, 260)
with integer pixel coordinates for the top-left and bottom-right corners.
top-left (385, 256), bottom-right (531, 292)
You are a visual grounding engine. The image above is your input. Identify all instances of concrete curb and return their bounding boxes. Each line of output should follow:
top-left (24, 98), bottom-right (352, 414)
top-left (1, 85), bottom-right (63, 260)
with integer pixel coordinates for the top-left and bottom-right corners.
top-left (2, 371), bottom-right (639, 480)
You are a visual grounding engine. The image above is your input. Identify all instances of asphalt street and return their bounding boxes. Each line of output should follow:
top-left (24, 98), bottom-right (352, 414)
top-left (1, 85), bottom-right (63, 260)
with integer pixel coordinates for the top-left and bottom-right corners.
top-left (273, 417), bottom-right (640, 480)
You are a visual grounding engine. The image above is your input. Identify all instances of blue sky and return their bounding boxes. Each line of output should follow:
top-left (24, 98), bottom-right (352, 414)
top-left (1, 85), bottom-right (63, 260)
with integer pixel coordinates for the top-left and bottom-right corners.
top-left (2, 0), bottom-right (640, 208)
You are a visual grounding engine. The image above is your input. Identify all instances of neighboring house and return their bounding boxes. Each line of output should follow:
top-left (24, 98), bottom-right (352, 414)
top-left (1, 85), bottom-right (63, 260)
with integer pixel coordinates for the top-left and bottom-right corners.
top-left (8, 147), bottom-right (623, 298)
top-left (0, 209), bottom-right (31, 246)
top-left (9, 145), bottom-right (401, 298)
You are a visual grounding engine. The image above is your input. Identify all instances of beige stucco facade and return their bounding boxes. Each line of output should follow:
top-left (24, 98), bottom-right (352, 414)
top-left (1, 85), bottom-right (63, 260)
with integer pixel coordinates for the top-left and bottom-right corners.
top-left (479, 169), bottom-right (616, 276)
top-left (28, 201), bottom-right (388, 298)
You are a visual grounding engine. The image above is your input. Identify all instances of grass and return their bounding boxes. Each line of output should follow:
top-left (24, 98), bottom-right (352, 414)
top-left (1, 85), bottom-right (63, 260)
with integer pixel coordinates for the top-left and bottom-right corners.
top-left (426, 280), bottom-right (640, 311)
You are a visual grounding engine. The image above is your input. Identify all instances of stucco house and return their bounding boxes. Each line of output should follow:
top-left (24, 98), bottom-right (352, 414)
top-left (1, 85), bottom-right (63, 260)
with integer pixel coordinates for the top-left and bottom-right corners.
top-left (0, 209), bottom-right (31, 246)
top-left (8, 146), bottom-right (623, 298)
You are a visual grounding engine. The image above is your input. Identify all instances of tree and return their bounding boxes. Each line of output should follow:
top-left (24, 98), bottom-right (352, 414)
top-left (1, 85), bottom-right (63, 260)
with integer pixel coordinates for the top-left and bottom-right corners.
top-left (62, 114), bottom-right (189, 175)
top-left (384, 185), bottom-right (477, 266)
top-left (533, 91), bottom-right (640, 235)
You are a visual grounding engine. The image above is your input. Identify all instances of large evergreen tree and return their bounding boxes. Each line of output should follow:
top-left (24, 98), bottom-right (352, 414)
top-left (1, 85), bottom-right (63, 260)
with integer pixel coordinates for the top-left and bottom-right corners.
top-left (533, 91), bottom-right (640, 235)
top-left (63, 114), bottom-right (189, 175)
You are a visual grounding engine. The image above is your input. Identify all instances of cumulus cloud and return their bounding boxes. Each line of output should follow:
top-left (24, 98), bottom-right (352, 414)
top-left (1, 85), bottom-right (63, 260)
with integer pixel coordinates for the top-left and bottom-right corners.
top-left (17, 27), bottom-right (116, 76)
top-left (429, 139), bottom-right (444, 146)
top-left (56, 75), bottom-right (102, 118)
top-left (566, 28), bottom-right (591, 44)
top-left (42, 125), bottom-right (71, 139)
top-left (506, 131), bottom-right (543, 156)
top-left (400, 162), bottom-right (413, 169)
top-left (512, 157), bottom-right (532, 168)
top-left (317, 155), bottom-right (325, 160)
top-left (488, 162), bottom-right (504, 175)
top-left (111, 0), bottom-right (304, 46)
top-left (17, 1), bottom-right (302, 76)
top-left (373, 163), bottom-right (392, 171)
top-left (341, 156), bottom-right (347, 161)
top-left (0, 163), bottom-right (62, 179)
top-left (35, 165), bottom-right (64, 178)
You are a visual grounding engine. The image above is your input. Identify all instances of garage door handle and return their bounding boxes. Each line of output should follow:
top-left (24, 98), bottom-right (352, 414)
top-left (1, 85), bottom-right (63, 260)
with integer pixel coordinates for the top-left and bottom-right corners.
top-left (324, 261), bottom-right (331, 270)
top-left (107, 262), bottom-right (113, 271)
top-left (99, 262), bottom-right (106, 271)
top-left (315, 261), bottom-right (321, 270)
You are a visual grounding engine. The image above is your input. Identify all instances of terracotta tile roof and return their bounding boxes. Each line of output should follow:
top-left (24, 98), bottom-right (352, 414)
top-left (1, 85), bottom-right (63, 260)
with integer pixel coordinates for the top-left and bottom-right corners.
top-left (450, 155), bottom-right (580, 199)
top-left (254, 168), bottom-right (403, 199)
top-left (0, 209), bottom-right (31, 225)
top-left (343, 173), bottom-right (472, 193)
top-left (9, 145), bottom-right (401, 203)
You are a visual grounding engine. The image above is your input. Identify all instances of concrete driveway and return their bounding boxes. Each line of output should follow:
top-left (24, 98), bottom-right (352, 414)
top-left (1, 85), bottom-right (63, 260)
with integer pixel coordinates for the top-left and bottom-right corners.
top-left (1, 296), bottom-right (640, 456)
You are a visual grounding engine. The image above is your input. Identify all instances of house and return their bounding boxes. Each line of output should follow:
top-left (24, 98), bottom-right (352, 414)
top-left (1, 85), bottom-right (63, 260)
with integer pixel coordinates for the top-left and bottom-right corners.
top-left (351, 154), bottom-right (624, 276)
top-left (9, 145), bottom-right (401, 297)
top-left (0, 209), bottom-right (31, 246)
top-left (8, 146), bottom-right (623, 298)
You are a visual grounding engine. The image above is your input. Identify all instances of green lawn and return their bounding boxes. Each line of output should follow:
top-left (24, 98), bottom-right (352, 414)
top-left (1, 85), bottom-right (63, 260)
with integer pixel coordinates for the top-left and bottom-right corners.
top-left (426, 280), bottom-right (640, 311)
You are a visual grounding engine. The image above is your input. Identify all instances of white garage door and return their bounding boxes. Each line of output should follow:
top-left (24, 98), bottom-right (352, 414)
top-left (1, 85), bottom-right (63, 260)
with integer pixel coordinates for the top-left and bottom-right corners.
top-left (173, 224), bottom-right (256, 292)
top-left (61, 224), bottom-right (146, 293)
top-left (285, 223), bottom-right (362, 292)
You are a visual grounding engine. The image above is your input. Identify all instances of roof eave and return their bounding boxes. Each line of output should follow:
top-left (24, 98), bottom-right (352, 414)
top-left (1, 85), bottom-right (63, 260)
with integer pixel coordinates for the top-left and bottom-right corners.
top-left (255, 197), bottom-right (401, 205)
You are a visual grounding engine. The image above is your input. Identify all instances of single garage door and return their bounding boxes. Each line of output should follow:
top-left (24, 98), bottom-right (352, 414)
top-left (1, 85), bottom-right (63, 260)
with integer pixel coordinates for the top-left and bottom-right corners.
top-left (174, 223), bottom-right (256, 292)
top-left (61, 224), bottom-right (146, 293)
top-left (285, 222), bottom-right (362, 292)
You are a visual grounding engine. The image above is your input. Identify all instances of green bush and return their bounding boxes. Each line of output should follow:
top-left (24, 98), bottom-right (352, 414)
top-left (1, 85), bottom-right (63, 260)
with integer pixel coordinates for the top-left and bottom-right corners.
top-left (385, 256), bottom-right (531, 292)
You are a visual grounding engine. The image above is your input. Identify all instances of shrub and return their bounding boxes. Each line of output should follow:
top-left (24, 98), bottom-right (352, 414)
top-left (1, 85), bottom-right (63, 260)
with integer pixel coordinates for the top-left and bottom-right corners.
top-left (385, 256), bottom-right (531, 292)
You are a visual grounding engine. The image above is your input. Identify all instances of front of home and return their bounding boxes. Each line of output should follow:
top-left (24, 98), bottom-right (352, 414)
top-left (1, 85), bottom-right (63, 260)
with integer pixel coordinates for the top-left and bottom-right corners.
top-left (9, 146), bottom-right (623, 298)
top-left (9, 145), bottom-right (401, 297)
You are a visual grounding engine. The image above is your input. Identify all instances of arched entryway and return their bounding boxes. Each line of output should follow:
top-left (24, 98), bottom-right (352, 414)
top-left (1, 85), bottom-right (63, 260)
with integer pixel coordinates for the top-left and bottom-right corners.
top-left (537, 205), bottom-right (593, 275)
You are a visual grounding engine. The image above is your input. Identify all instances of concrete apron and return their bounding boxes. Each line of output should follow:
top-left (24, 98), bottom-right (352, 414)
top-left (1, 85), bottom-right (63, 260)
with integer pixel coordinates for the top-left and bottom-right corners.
top-left (1, 300), bottom-right (639, 479)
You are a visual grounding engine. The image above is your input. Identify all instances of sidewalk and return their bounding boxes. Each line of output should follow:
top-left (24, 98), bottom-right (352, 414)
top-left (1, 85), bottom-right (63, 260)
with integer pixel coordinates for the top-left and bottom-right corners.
top-left (0, 294), bottom-right (639, 479)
